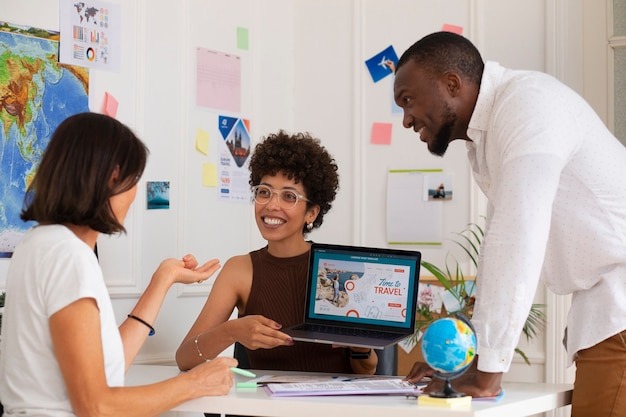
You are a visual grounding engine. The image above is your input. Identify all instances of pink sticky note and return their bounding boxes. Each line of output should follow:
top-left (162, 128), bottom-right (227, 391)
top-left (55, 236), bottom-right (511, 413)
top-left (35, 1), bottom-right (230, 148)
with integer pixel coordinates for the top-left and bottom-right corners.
top-left (442, 23), bottom-right (463, 35)
top-left (371, 122), bottom-right (392, 145)
top-left (102, 92), bottom-right (119, 117)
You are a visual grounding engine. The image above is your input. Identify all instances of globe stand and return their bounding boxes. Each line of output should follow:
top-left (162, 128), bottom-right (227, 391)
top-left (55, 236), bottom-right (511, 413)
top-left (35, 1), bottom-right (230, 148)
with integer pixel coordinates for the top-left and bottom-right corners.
top-left (418, 371), bottom-right (472, 408)
top-left (429, 374), bottom-right (466, 398)
top-left (417, 314), bottom-right (476, 409)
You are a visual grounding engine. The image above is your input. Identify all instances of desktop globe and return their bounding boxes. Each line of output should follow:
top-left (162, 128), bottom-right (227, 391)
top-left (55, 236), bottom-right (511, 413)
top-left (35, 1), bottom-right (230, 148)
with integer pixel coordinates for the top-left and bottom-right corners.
top-left (421, 315), bottom-right (477, 400)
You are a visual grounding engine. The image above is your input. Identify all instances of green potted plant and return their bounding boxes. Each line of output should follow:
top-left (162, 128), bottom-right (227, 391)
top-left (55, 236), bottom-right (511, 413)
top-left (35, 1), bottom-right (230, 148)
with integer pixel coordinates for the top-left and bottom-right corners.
top-left (409, 222), bottom-right (546, 366)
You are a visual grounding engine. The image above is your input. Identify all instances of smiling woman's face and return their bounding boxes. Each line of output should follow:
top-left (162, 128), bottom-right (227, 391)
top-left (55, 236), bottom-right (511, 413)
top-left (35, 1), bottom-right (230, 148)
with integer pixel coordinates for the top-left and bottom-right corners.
top-left (254, 172), bottom-right (317, 245)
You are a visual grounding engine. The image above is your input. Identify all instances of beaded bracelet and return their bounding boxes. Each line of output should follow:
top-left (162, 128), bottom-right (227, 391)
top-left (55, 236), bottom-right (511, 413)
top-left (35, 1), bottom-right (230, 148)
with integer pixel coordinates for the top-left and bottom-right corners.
top-left (194, 333), bottom-right (210, 362)
top-left (127, 314), bottom-right (155, 336)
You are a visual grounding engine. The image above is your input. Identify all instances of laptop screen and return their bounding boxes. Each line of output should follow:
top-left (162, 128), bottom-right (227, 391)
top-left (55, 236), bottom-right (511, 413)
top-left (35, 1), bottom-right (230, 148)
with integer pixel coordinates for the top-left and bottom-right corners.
top-left (305, 243), bottom-right (421, 332)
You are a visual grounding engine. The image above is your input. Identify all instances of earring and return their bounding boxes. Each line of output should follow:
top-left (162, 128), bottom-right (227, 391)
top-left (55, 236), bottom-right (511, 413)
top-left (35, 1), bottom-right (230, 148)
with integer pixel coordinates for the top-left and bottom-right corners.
top-left (306, 222), bottom-right (313, 231)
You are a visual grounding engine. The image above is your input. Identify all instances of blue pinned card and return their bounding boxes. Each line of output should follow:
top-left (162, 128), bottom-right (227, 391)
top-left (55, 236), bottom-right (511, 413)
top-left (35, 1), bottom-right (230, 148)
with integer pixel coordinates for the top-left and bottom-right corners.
top-left (365, 45), bottom-right (398, 82)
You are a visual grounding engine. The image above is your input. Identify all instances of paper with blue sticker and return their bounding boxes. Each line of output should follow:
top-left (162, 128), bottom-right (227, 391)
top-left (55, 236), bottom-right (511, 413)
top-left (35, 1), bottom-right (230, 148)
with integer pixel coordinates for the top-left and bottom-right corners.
top-left (365, 45), bottom-right (398, 83)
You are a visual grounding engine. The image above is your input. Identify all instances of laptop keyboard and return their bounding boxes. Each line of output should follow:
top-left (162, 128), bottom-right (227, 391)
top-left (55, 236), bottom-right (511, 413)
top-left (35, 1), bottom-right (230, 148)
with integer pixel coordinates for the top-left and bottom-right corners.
top-left (294, 324), bottom-right (397, 340)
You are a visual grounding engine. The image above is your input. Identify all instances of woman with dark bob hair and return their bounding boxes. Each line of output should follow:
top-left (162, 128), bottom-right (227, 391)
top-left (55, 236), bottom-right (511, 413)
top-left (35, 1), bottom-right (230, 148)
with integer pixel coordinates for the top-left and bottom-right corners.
top-left (176, 130), bottom-right (378, 375)
top-left (0, 112), bottom-right (236, 416)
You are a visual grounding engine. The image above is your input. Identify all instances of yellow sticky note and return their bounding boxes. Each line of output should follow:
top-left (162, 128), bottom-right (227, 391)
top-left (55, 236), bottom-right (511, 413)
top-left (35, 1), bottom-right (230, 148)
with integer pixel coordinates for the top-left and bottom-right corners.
top-left (196, 128), bottom-right (209, 155)
top-left (202, 163), bottom-right (217, 187)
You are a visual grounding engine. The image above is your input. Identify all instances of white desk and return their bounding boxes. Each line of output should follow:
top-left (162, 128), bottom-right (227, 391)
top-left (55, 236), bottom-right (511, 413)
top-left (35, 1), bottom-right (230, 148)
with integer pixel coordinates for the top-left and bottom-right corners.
top-left (126, 364), bottom-right (572, 417)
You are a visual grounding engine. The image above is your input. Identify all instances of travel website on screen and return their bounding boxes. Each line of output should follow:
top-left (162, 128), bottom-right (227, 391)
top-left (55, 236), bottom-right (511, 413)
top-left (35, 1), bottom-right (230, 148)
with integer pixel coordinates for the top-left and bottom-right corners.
top-left (312, 256), bottom-right (412, 326)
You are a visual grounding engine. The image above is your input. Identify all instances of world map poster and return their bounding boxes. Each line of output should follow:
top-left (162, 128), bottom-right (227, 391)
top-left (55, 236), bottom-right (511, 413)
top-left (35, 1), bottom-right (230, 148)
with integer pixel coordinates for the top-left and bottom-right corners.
top-left (0, 21), bottom-right (90, 257)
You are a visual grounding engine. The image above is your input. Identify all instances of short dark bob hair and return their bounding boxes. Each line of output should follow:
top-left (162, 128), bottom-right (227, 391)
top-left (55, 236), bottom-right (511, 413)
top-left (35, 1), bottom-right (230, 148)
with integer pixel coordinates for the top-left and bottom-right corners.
top-left (21, 112), bottom-right (149, 235)
top-left (248, 130), bottom-right (339, 234)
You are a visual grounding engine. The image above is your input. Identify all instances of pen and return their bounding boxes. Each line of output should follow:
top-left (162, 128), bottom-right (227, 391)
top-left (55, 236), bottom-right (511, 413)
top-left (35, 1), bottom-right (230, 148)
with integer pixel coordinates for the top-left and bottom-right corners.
top-left (230, 367), bottom-right (257, 378)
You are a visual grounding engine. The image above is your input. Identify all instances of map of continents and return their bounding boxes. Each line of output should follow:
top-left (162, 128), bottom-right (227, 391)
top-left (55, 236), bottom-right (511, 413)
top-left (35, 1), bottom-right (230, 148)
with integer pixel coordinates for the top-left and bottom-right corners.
top-left (0, 22), bottom-right (89, 257)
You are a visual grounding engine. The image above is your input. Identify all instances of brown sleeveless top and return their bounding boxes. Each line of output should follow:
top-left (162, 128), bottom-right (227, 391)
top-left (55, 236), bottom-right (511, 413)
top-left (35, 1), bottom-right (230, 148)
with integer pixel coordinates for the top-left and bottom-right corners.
top-left (242, 246), bottom-right (352, 373)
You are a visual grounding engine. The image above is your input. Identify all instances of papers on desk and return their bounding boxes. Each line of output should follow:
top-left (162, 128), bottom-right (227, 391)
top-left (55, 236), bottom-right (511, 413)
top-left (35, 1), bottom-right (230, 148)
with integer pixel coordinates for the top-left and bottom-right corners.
top-left (262, 377), bottom-right (424, 397)
top-left (252, 374), bottom-right (346, 384)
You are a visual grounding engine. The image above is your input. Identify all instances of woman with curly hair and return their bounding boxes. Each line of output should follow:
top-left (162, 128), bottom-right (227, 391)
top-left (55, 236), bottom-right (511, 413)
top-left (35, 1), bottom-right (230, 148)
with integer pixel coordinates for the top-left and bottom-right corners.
top-left (176, 130), bottom-right (378, 375)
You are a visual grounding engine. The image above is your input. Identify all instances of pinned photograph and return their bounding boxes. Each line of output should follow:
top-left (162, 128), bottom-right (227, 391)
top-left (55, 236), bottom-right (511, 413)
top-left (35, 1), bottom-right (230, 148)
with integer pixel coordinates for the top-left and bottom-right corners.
top-left (147, 181), bottom-right (170, 210)
top-left (424, 173), bottom-right (453, 201)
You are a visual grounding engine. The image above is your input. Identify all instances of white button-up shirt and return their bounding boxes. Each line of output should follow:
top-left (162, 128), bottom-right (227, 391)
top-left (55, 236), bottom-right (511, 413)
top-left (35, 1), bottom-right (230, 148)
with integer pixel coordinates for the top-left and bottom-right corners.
top-left (466, 61), bottom-right (626, 372)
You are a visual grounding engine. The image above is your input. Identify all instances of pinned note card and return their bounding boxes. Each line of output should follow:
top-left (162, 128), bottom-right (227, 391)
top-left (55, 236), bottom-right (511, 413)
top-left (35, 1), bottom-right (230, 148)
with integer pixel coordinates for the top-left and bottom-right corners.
top-left (386, 169), bottom-right (443, 245)
top-left (391, 88), bottom-right (403, 115)
top-left (202, 163), bottom-right (217, 187)
top-left (195, 128), bottom-right (209, 155)
top-left (371, 122), bottom-right (392, 145)
top-left (102, 92), bottom-right (118, 118)
top-left (442, 23), bottom-right (463, 35)
top-left (146, 181), bottom-right (170, 210)
top-left (237, 27), bottom-right (249, 50)
top-left (365, 45), bottom-right (398, 83)
top-left (196, 48), bottom-right (241, 113)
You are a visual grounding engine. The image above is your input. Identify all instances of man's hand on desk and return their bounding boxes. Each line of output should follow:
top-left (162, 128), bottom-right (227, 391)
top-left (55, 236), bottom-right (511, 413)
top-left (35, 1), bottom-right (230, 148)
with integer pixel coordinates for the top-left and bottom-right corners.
top-left (404, 358), bottom-right (502, 398)
top-left (403, 361), bottom-right (436, 384)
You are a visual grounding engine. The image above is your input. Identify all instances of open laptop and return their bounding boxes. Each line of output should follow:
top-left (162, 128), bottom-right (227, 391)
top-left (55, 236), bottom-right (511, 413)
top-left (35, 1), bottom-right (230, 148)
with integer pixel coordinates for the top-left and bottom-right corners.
top-left (283, 243), bottom-right (421, 349)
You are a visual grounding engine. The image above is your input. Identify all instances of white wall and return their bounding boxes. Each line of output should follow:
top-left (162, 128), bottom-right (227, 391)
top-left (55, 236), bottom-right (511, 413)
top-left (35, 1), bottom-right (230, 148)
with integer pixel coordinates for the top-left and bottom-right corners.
top-left (1, 0), bottom-right (587, 405)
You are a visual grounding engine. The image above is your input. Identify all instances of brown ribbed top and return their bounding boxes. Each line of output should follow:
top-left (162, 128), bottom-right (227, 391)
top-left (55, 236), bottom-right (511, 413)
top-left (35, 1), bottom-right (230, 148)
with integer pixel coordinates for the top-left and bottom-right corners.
top-left (243, 246), bottom-right (352, 373)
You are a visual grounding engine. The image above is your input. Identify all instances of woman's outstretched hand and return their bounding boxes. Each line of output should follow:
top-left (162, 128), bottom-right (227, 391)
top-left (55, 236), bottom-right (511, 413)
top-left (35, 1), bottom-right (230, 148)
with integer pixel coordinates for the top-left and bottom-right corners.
top-left (153, 254), bottom-right (221, 287)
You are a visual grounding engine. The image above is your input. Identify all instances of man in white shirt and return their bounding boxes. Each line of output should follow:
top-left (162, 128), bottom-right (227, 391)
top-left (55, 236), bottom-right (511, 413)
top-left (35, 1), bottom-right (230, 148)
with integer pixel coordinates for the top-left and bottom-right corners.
top-left (394, 31), bottom-right (626, 417)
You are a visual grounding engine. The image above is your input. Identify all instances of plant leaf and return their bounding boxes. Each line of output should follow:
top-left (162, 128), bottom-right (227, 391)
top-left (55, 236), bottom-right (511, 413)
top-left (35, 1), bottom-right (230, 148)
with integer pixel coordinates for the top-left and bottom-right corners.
top-left (418, 219), bottom-right (545, 367)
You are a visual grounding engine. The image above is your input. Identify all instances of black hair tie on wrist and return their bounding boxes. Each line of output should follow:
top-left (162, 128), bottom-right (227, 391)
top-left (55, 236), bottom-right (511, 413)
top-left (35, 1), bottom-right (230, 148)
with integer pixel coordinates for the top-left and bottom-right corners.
top-left (127, 314), bottom-right (155, 336)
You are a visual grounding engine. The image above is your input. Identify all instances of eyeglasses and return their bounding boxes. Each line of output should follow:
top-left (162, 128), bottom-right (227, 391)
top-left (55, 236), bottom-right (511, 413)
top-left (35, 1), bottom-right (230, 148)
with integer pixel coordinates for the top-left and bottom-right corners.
top-left (251, 184), bottom-right (310, 209)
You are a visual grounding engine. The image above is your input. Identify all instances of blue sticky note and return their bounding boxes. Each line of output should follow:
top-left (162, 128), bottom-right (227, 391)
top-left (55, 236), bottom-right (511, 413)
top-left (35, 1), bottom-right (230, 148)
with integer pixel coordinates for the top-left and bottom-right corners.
top-left (391, 87), bottom-right (402, 114)
top-left (365, 45), bottom-right (398, 83)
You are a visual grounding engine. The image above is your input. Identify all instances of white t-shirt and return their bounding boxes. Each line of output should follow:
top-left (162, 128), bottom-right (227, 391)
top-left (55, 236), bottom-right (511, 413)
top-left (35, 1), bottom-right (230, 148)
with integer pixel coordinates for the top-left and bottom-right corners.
top-left (0, 225), bottom-right (124, 416)
top-left (467, 61), bottom-right (626, 372)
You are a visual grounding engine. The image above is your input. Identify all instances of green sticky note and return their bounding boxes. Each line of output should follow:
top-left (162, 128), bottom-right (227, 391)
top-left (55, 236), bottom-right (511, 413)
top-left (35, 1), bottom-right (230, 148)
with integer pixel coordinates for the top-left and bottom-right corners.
top-left (237, 27), bottom-right (249, 50)
top-left (236, 381), bottom-right (258, 389)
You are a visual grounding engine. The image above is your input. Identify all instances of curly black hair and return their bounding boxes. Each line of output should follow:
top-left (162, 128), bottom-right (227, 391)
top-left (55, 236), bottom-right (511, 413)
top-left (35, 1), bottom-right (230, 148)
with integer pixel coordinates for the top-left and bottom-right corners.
top-left (249, 130), bottom-right (339, 234)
